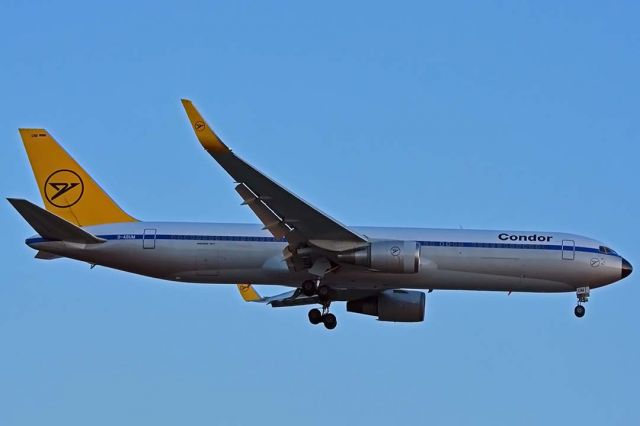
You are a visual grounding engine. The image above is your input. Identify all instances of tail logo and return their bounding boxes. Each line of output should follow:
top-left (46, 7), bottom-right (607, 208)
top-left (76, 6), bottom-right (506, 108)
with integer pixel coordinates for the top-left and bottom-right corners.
top-left (195, 121), bottom-right (206, 132)
top-left (44, 169), bottom-right (84, 208)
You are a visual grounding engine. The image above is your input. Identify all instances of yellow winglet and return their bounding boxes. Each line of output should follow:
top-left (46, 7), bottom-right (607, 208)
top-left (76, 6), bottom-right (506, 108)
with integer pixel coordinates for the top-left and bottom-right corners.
top-left (237, 284), bottom-right (262, 302)
top-left (181, 99), bottom-right (230, 154)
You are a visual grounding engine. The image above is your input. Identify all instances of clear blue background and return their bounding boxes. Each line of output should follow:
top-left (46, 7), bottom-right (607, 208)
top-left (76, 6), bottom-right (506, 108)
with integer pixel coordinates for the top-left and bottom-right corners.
top-left (1, 1), bottom-right (638, 424)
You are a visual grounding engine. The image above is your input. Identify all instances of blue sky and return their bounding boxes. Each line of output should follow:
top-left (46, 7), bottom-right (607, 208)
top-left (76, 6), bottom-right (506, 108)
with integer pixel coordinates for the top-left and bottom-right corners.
top-left (1, 1), bottom-right (639, 424)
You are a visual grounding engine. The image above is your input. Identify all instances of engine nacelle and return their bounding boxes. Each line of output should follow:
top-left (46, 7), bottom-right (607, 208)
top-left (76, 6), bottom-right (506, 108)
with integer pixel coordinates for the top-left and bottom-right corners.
top-left (347, 289), bottom-right (426, 322)
top-left (336, 240), bottom-right (420, 274)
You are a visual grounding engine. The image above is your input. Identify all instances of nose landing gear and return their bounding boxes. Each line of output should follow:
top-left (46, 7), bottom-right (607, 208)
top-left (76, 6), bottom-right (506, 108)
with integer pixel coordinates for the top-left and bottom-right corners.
top-left (574, 287), bottom-right (590, 318)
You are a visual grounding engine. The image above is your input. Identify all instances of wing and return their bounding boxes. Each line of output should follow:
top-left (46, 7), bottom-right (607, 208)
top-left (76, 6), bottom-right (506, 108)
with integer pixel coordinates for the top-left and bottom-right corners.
top-left (181, 100), bottom-right (368, 254)
top-left (236, 284), bottom-right (378, 308)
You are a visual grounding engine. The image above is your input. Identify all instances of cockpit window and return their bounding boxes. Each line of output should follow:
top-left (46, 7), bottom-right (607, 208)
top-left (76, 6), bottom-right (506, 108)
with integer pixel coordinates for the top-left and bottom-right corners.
top-left (599, 246), bottom-right (618, 255)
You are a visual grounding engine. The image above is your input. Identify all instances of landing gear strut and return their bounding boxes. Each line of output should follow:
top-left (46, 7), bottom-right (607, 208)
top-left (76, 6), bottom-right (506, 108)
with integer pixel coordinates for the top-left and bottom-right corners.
top-left (574, 287), bottom-right (589, 318)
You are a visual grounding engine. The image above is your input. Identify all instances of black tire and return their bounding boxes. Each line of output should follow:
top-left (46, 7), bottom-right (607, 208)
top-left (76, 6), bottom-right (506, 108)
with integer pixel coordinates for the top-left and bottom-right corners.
top-left (301, 280), bottom-right (316, 296)
top-left (308, 308), bottom-right (322, 325)
top-left (317, 285), bottom-right (330, 301)
top-left (574, 305), bottom-right (586, 318)
top-left (323, 313), bottom-right (337, 330)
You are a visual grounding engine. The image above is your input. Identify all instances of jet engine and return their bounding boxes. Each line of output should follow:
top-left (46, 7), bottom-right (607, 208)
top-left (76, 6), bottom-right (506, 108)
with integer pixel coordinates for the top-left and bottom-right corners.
top-left (336, 240), bottom-right (420, 274)
top-left (347, 289), bottom-right (426, 322)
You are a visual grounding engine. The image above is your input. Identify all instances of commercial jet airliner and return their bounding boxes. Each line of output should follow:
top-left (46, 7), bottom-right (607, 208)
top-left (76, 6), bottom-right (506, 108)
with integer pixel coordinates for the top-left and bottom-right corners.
top-left (9, 100), bottom-right (632, 329)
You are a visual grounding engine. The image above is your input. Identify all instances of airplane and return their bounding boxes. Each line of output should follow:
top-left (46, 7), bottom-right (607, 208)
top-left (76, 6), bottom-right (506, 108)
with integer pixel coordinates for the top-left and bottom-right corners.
top-left (8, 100), bottom-right (632, 330)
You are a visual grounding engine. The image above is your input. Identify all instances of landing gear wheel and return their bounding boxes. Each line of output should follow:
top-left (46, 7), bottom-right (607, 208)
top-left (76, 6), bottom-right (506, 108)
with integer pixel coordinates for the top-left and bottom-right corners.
top-left (322, 313), bottom-right (337, 330)
top-left (574, 305), bottom-right (586, 318)
top-left (308, 308), bottom-right (322, 324)
top-left (301, 280), bottom-right (317, 296)
top-left (317, 285), bottom-right (330, 301)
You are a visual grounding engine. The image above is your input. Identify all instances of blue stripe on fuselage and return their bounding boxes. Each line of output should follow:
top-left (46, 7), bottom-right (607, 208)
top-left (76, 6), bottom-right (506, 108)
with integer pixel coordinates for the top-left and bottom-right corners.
top-left (24, 233), bottom-right (611, 256)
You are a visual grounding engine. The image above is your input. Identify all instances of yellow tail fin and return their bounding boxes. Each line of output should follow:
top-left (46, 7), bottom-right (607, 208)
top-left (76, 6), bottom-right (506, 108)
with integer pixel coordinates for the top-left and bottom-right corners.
top-left (19, 128), bottom-right (137, 226)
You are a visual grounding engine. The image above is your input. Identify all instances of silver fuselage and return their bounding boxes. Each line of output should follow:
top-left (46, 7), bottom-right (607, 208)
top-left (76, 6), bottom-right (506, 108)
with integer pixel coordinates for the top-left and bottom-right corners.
top-left (26, 222), bottom-right (626, 293)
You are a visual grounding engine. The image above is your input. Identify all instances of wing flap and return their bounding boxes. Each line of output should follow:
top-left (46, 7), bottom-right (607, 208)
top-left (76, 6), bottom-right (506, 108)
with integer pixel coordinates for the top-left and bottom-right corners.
top-left (235, 183), bottom-right (290, 239)
top-left (236, 283), bottom-right (381, 308)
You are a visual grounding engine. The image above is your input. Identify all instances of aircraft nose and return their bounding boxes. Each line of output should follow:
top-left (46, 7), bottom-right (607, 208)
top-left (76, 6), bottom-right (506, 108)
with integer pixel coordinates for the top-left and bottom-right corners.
top-left (621, 258), bottom-right (633, 279)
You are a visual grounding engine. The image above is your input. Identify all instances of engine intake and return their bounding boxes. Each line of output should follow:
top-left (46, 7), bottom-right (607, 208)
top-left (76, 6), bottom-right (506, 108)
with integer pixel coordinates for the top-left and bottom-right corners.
top-left (337, 240), bottom-right (420, 274)
top-left (347, 290), bottom-right (426, 322)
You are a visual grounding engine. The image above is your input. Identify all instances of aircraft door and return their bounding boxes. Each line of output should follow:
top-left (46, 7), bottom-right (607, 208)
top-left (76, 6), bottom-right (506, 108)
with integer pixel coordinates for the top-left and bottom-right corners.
top-left (143, 228), bottom-right (157, 249)
top-left (562, 239), bottom-right (575, 260)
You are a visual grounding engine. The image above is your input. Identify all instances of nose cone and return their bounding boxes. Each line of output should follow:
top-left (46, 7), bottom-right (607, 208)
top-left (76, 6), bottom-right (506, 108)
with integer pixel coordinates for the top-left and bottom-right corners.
top-left (621, 258), bottom-right (633, 279)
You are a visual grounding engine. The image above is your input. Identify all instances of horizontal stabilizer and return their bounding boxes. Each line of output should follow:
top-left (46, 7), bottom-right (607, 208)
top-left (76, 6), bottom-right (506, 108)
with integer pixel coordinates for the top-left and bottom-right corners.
top-left (7, 198), bottom-right (105, 244)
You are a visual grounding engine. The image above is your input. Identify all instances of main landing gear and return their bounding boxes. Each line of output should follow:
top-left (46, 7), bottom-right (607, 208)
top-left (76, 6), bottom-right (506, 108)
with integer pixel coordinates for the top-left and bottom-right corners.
top-left (301, 280), bottom-right (337, 329)
top-left (308, 307), bottom-right (337, 329)
top-left (301, 280), bottom-right (331, 303)
top-left (574, 287), bottom-right (589, 318)
top-left (301, 280), bottom-right (317, 297)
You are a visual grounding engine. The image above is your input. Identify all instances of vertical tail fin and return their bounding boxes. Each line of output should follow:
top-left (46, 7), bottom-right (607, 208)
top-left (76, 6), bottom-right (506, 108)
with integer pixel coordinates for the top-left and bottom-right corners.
top-left (19, 129), bottom-right (137, 226)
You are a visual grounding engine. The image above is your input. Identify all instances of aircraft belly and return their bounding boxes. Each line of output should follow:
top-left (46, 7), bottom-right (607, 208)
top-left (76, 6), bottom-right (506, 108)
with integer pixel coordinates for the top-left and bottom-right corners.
top-left (144, 240), bottom-right (288, 280)
top-left (319, 269), bottom-right (572, 293)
